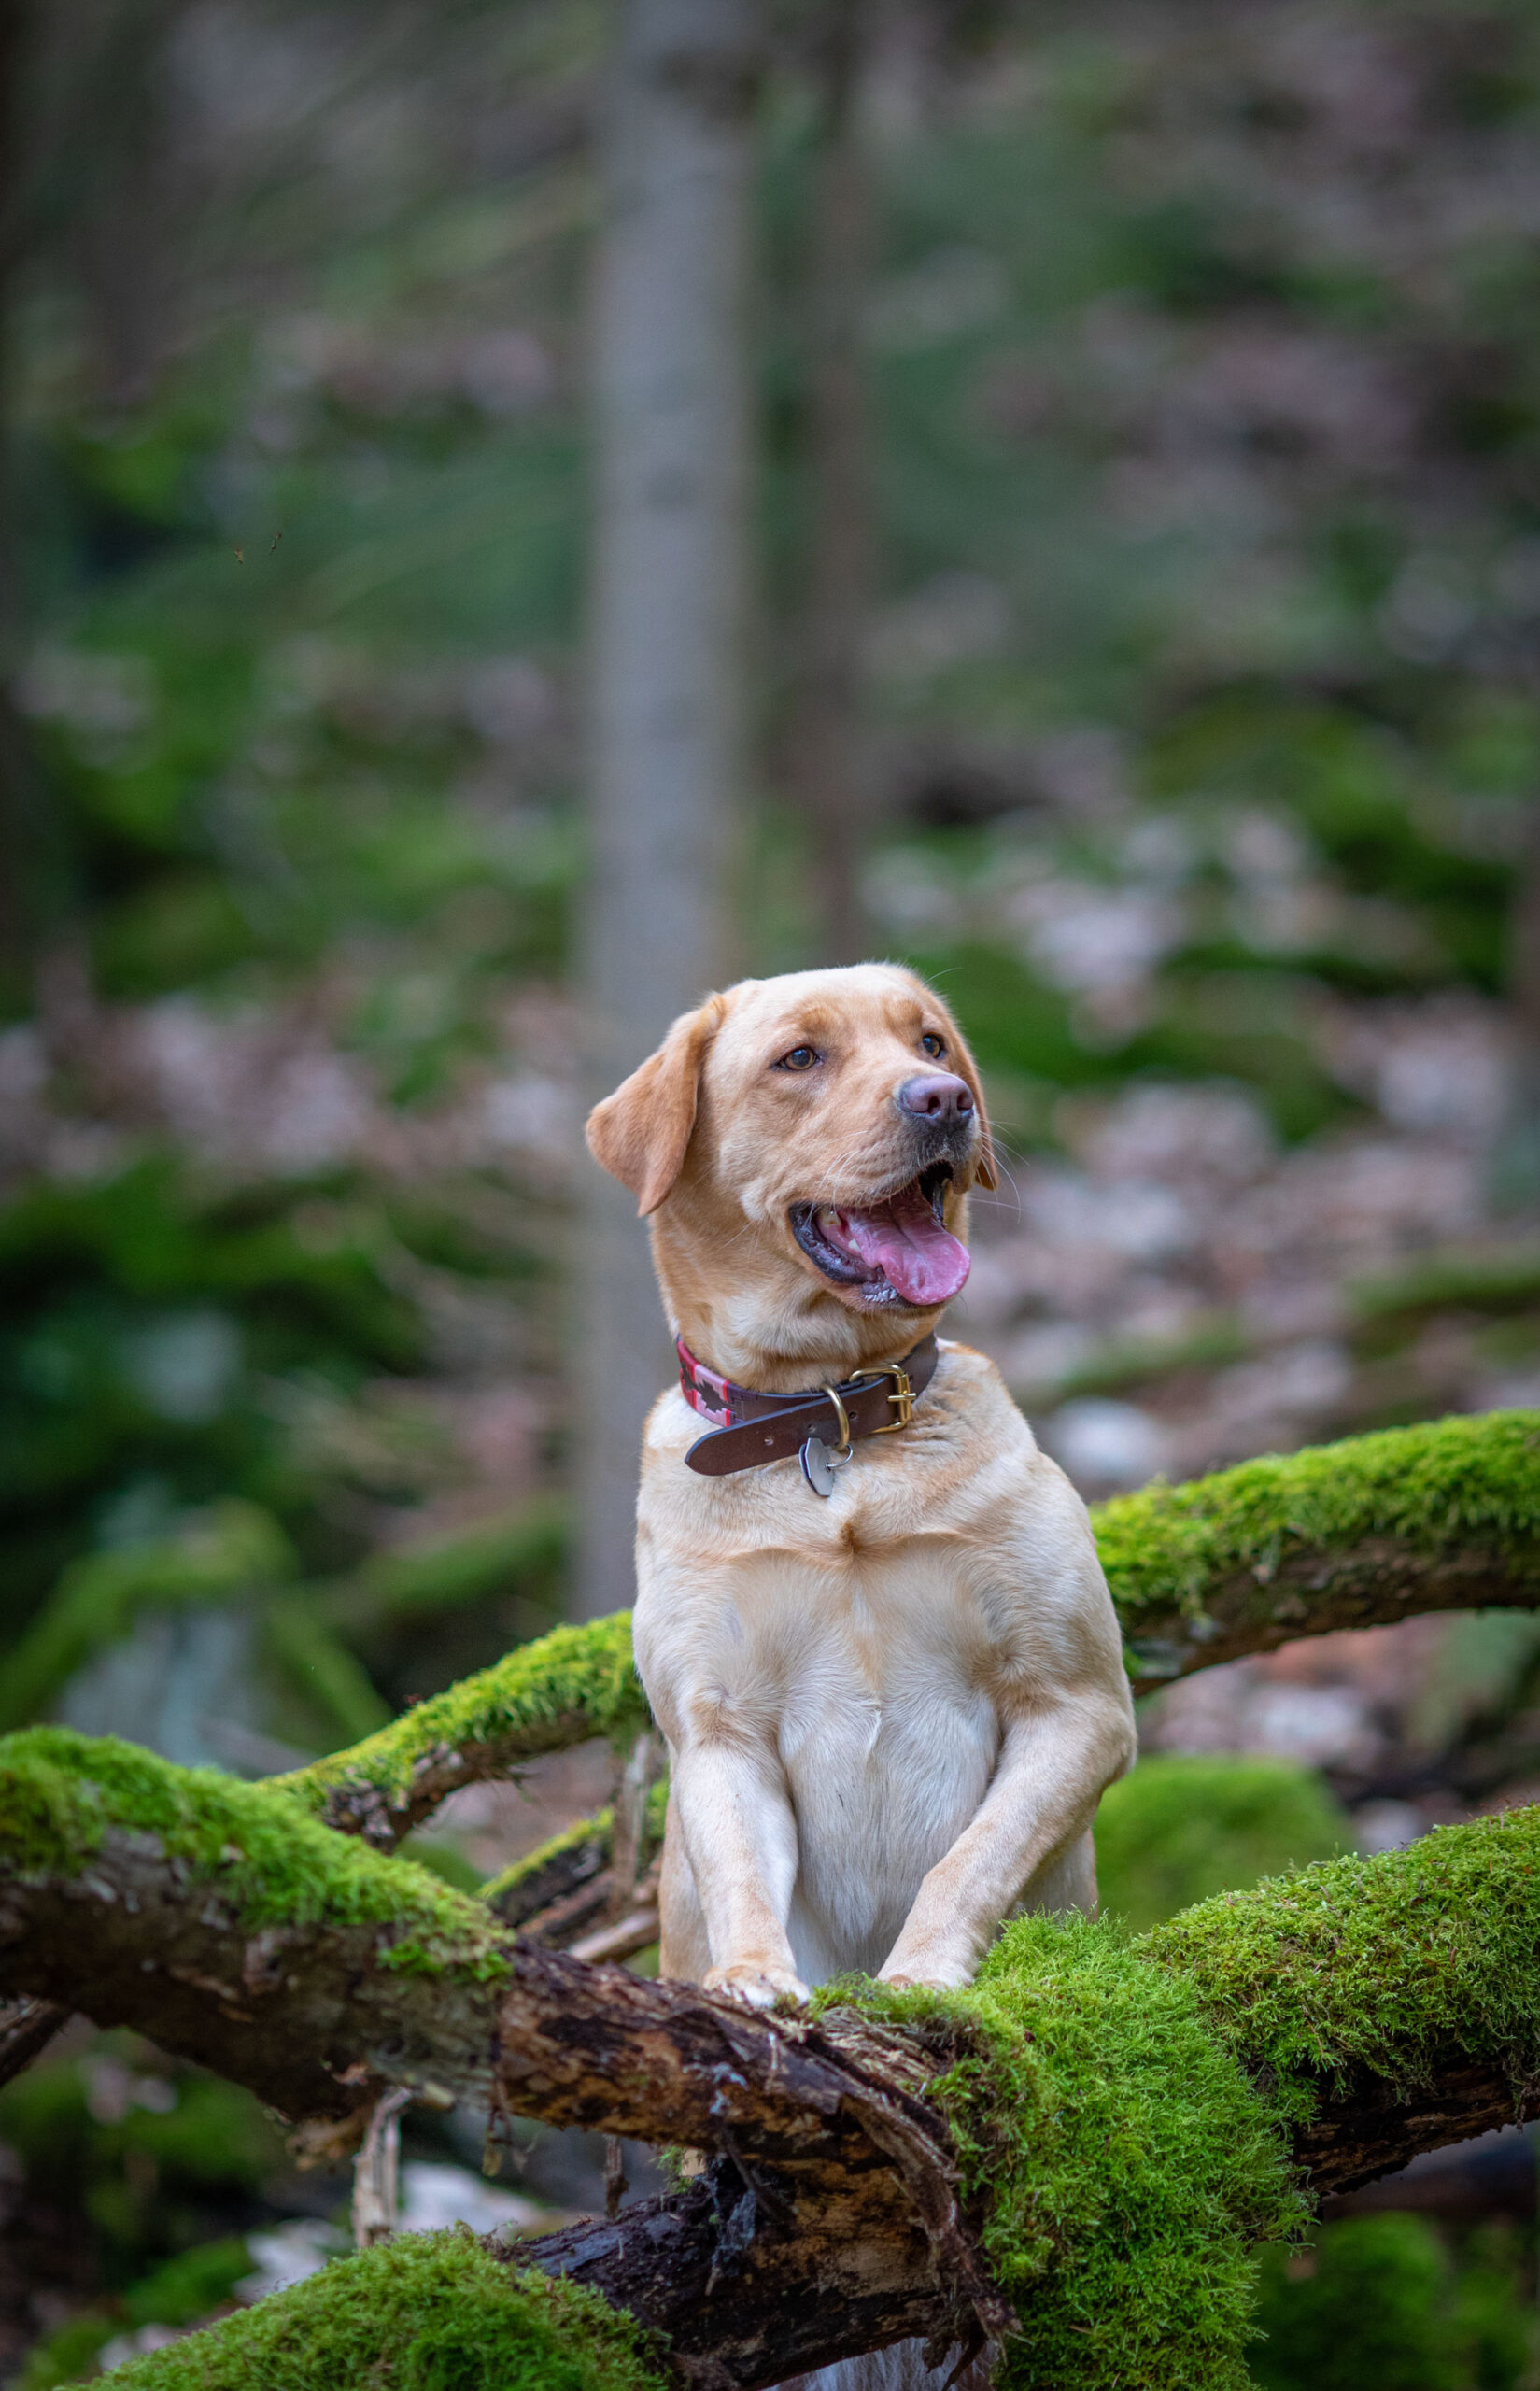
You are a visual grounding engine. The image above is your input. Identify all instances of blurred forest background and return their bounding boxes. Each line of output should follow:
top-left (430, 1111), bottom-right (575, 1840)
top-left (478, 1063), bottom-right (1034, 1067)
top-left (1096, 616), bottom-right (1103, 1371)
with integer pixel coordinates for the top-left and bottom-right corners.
top-left (4, 0), bottom-right (1540, 2382)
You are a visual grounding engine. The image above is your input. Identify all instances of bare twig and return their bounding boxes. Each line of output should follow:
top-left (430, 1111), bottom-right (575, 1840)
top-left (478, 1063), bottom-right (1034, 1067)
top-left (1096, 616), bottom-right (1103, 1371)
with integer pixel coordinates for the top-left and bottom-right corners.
top-left (353, 2086), bottom-right (412, 2249)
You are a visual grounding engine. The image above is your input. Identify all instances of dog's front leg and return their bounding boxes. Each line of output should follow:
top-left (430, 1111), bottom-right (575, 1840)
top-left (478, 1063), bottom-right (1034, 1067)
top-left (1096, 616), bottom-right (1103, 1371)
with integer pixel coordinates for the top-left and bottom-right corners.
top-left (878, 1694), bottom-right (1133, 1991)
top-left (671, 1736), bottom-right (809, 2008)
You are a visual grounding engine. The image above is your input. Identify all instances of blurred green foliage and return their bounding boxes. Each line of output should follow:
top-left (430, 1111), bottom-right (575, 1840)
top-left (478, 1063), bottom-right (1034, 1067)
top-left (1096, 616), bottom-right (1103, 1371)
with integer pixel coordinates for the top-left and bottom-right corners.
top-left (18, 2235), bottom-right (258, 2390)
top-left (1250, 2216), bottom-right (1535, 2391)
top-left (1095, 1753), bottom-right (1353, 1933)
top-left (0, 1160), bottom-right (419, 1610)
top-left (0, 1500), bottom-right (295, 1733)
top-left (0, 2033), bottom-right (285, 2302)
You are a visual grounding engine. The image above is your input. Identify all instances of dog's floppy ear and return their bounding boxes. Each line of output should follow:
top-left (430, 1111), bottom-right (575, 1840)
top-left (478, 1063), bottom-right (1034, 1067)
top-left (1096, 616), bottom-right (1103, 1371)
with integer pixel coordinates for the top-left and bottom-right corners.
top-left (935, 998), bottom-right (997, 1193)
top-left (586, 994), bottom-right (727, 1216)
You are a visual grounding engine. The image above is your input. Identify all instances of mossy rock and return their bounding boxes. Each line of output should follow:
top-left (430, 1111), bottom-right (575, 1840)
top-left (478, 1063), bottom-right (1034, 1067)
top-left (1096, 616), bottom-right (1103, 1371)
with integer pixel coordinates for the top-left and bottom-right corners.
top-left (97, 2233), bottom-right (668, 2391)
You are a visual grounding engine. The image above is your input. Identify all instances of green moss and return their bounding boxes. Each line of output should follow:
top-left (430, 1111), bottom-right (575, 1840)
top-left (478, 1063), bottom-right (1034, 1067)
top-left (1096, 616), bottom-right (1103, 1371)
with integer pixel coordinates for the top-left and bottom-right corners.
top-left (1143, 1804), bottom-right (1540, 2128)
top-left (0, 1727), bottom-right (511, 1982)
top-left (97, 2233), bottom-right (668, 2391)
top-left (276, 1611), bottom-right (647, 1820)
top-left (830, 1918), bottom-right (1300, 2391)
top-left (818, 1802), bottom-right (1540, 2386)
top-left (1095, 1756), bottom-right (1353, 1934)
top-left (0, 1501), bottom-right (298, 1733)
top-left (1092, 1409), bottom-right (1540, 1630)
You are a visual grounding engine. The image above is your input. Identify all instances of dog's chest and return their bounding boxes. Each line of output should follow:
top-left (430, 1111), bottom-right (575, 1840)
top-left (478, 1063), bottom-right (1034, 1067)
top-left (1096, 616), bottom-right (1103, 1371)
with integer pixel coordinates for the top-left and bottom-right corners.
top-left (640, 1421), bottom-right (1024, 1754)
top-left (763, 1550), bottom-right (998, 1966)
top-left (770, 1544), bottom-right (996, 1773)
top-left (723, 1498), bottom-right (1002, 1864)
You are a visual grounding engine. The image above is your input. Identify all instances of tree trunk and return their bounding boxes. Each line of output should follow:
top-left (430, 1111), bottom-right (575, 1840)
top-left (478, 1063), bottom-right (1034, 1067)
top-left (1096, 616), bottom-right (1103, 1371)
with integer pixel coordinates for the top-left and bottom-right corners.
top-left (575, 0), bottom-right (761, 1620)
top-left (790, 0), bottom-right (876, 965)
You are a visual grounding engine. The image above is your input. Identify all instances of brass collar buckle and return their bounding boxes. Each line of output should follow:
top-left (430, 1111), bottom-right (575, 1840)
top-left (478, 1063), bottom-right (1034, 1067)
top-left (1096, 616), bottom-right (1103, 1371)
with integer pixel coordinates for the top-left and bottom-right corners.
top-left (852, 1360), bottom-right (914, 1432)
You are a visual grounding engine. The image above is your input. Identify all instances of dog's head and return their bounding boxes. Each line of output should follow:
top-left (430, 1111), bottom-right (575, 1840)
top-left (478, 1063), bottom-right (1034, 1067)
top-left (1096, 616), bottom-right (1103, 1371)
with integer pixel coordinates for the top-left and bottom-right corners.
top-left (586, 965), bottom-right (995, 1375)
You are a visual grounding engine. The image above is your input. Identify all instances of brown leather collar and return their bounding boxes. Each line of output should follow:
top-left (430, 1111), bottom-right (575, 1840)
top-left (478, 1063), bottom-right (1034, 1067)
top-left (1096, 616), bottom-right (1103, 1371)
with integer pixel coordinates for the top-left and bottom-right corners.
top-left (677, 1332), bottom-right (940, 1478)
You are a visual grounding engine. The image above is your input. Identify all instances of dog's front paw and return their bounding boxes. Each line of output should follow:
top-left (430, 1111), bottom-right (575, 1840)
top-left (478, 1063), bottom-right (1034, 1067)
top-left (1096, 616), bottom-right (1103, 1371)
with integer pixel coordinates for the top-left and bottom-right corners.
top-left (878, 1949), bottom-right (974, 1993)
top-left (703, 1960), bottom-right (810, 2010)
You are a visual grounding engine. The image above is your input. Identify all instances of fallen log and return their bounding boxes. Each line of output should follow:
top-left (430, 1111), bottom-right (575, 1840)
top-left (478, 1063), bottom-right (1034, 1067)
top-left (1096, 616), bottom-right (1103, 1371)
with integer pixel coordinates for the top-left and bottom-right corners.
top-left (8, 1728), bottom-right (1540, 2387)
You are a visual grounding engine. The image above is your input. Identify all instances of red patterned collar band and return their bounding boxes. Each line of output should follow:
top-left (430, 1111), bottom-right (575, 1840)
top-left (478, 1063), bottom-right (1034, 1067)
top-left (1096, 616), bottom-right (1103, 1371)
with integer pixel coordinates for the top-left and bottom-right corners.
top-left (675, 1335), bottom-right (740, 1429)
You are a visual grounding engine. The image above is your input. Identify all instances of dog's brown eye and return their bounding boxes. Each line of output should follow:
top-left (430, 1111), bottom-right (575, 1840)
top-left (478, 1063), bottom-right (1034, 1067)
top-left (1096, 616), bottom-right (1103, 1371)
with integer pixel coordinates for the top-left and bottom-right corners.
top-left (777, 1046), bottom-right (819, 1072)
top-left (920, 1031), bottom-right (946, 1059)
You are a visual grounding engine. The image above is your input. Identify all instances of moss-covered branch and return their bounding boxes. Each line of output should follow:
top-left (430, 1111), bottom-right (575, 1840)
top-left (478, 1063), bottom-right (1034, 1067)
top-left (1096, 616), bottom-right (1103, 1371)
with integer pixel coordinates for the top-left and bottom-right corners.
top-left (562, 1810), bottom-right (1540, 2391)
top-left (1101, 1408), bottom-right (1540, 1692)
top-left (1146, 1799), bottom-right (1540, 2196)
top-left (2, 1413), bottom-right (1536, 2384)
top-left (0, 1728), bottom-right (999, 2383)
top-left (9, 1418), bottom-right (1532, 1835)
top-left (0, 1729), bottom-right (980, 2227)
top-left (272, 1612), bottom-right (648, 1846)
top-left (0, 1727), bottom-right (516, 2122)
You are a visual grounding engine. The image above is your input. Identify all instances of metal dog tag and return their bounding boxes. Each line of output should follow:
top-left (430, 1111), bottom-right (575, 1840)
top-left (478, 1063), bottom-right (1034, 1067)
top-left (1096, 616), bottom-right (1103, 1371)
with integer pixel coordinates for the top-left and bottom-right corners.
top-left (799, 1434), bottom-right (841, 1498)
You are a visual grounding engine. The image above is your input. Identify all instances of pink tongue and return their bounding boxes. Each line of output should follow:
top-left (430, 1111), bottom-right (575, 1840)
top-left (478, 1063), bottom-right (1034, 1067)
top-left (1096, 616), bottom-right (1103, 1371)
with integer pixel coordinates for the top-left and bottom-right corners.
top-left (842, 1183), bottom-right (970, 1306)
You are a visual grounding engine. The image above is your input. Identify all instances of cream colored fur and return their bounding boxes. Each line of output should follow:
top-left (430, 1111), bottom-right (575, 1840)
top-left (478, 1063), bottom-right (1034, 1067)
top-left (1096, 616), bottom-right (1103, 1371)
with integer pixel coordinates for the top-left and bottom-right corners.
top-left (587, 963), bottom-right (1136, 2005)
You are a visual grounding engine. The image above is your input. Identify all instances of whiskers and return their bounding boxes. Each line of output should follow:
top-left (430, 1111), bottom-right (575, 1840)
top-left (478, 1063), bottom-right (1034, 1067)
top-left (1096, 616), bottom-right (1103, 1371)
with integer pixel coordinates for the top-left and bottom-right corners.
top-left (975, 1144), bottom-right (1027, 1227)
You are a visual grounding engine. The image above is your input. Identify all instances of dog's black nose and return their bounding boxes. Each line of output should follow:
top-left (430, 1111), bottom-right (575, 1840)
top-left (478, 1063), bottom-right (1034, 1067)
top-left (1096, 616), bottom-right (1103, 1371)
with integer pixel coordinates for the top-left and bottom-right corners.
top-left (897, 1073), bottom-right (974, 1125)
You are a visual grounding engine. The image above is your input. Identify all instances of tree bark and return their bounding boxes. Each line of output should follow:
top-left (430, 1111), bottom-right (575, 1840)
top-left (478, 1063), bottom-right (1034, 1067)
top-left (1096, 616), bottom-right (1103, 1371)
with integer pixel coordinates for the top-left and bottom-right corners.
top-left (1121, 1524), bottom-right (1540, 1697)
top-left (275, 1613), bottom-right (647, 1848)
top-left (576, 0), bottom-right (761, 1622)
top-left (0, 1992), bottom-right (66, 2087)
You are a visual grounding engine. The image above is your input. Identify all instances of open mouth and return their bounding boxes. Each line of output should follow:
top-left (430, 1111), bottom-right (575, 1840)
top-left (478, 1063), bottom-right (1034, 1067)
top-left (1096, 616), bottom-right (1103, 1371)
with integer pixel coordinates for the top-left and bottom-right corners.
top-left (789, 1162), bottom-right (969, 1308)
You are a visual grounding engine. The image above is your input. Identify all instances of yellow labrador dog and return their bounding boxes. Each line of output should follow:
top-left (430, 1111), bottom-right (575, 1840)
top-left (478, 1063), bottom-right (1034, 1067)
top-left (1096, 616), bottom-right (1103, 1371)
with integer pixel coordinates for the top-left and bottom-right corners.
top-left (587, 963), bottom-right (1135, 2007)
